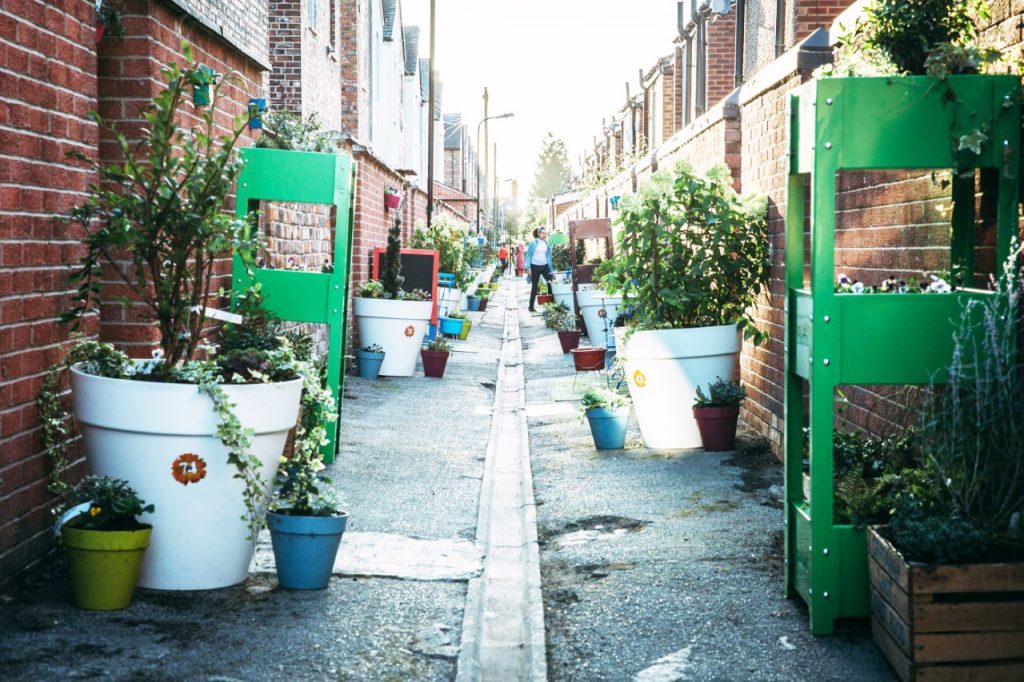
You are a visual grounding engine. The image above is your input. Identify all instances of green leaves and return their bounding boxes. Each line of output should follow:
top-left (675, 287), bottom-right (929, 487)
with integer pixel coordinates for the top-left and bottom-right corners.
top-left (599, 162), bottom-right (770, 341)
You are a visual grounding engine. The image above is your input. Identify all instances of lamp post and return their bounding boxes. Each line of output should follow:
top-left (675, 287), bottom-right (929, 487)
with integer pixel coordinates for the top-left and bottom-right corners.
top-left (475, 112), bottom-right (513, 233)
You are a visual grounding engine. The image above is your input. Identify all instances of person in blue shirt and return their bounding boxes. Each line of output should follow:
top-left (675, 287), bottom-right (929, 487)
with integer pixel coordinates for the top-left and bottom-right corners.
top-left (525, 226), bottom-right (554, 312)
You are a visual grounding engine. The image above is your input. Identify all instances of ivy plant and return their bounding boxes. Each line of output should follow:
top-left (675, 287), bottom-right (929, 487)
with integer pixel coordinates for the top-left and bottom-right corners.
top-left (597, 162), bottom-right (770, 344)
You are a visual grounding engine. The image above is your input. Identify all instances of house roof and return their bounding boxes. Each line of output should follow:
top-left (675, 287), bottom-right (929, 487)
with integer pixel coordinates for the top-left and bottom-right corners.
top-left (444, 114), bottom-right (462, 149)
top-left (382, 0), bottom-right (397, 41)
top-left (403, 26), bottom-right (419, 75)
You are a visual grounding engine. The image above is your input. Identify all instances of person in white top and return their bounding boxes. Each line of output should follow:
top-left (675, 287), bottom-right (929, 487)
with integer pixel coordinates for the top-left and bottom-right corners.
top-left (525, 226), bottom-right (554, 312)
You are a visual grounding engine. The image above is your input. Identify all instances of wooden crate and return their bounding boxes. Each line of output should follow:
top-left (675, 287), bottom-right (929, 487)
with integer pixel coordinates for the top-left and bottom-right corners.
top-left (868, 527), bottom-right (1024, 681)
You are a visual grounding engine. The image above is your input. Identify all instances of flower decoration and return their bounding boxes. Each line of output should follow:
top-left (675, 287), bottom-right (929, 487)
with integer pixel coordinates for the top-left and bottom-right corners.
top-left (633, 370), bottom-right (647, 388)
top-left (404, 325), bottom-right (415, 337)
top-left (835, 271), bottom-right (953, 295)
top-left (172, 453), bottom-right (207, 485)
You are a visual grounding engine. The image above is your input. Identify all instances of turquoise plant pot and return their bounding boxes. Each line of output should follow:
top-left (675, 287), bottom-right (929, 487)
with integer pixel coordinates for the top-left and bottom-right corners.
top-left (266, 510), bottom-right (348, 590)
top-left (585, 406), bottom-right (629, 450)
top-left (356, 350), bottom-right (385, 379)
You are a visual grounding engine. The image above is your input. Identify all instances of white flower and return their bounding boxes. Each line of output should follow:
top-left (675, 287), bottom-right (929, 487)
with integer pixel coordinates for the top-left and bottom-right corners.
top-left (929, 279), bottom-right (951, 293)
top-left (851, 281), bottom-right (864, 294)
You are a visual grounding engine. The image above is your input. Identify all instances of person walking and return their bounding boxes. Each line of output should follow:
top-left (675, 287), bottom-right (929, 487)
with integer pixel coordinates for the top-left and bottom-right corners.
top-left (498, 243), bottom-right (509, 274)
top-left (515, 242), bottom-right (526, 277)
top-left (525, 226), bottom-right (554, 312)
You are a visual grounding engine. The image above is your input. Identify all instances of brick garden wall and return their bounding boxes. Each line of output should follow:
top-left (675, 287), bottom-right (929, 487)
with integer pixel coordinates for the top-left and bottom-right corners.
top-left (0, 0), bottom-right (100, 582)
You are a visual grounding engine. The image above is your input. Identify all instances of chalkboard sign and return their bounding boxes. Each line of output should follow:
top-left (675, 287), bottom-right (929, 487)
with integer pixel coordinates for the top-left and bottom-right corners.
top-left (372, 247), bottom-right (440, 323)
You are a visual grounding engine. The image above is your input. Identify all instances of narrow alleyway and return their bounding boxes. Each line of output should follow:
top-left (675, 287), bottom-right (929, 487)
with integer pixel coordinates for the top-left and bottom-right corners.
top-left (1, 275), bottom-right (893, 681)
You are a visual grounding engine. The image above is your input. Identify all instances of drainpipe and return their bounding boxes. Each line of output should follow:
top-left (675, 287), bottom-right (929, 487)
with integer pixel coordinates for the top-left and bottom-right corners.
top-left (735, 0), bottom-right (745, 85)
top-left (775, 0), bottom-right (786, 57)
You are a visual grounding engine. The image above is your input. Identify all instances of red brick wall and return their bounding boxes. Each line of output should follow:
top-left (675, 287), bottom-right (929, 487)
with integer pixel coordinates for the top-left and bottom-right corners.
top-left (95, 0), bottom-right (263, 356)
top-left (707, 13), bottom-right (737, 107)
top-left (0, 0), bottom-right (99, 582)
top-left (794, 0), bottom-right (849, 43)
top-left (269, 0), bottom-right (302, 114)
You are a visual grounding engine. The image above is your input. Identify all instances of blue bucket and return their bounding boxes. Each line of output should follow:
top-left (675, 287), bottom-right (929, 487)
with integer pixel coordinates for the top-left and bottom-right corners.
top-left (266, 511), bottom-right (348, 590)
top-left (467, 297), bottom-right (481, 312)
top-left (439, 317), bottom-right (464, 336)
top-left (356, 350), bottom-right (385, 379)
top-left (586, 407), bottom-right (629, 450)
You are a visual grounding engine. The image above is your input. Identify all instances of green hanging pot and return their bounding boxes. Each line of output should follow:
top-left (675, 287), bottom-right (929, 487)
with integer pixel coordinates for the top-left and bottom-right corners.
top-left (61, 520), bottom-right (152, 611)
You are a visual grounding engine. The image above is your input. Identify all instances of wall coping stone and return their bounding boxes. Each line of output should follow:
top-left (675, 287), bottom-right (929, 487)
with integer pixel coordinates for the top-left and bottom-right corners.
top-left (165, 0), bottom-right (273, 71)
top-left (737, 29), bottom-right (832, 106)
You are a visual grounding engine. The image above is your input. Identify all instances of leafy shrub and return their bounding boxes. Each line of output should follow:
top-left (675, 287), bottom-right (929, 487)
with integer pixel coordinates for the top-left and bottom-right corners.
top-left (62, 476), bottom-right (153, 532)
top-left (255, 110), bottom-right (336, 153)
top-left (542, 303), bottom-right (577, 332)
top-left (693, 377), bottom-right (746, 408)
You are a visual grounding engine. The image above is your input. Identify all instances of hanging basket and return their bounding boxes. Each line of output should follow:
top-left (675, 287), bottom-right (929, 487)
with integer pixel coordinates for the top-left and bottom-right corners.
top-left (384, 191), bottom-right (402, 210)
top-left (571, 346), bottom-right (606, 371)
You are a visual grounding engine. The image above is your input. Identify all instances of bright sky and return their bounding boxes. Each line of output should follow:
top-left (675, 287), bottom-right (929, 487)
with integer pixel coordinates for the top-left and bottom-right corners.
top-left (402, 1), bottom-right (679, 207)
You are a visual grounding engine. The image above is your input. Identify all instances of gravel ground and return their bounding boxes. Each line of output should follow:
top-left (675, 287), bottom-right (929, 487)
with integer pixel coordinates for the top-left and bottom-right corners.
top-left (517, 279), bottom-right (896, 682)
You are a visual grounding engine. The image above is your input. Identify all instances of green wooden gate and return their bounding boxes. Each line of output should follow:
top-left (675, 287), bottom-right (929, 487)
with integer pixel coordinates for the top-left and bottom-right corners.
top-left (232, 147), bottom-right (357, 462)
top-left (784, 75), bottom-right (1020, 634)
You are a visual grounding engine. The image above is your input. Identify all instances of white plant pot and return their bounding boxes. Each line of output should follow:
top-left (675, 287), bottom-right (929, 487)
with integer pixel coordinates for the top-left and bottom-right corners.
top-left (577, 289), bottom-right (622, 350)
top-left (437, 287), bottom-right (462, 318)
top-left (620, 324), bottom-right (740, 449)
top-left (354, 297), bottom-right (433, 376)
top-left (550, 280), bottom-right (574, 311)
top-left (69, 367), bottom-right (303, 590)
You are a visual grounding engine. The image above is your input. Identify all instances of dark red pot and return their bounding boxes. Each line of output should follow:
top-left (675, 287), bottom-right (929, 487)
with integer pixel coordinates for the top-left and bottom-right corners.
top-left (421, 349), bottom-right (450, 378)
top-left (692, 405), bottom-right (740, 451)
top-left (536, 294), bottom-right (554, 305)
top-left (557, 330), bottom-right (582, 353)
top-left (384, 192), bottom-right (402, 210)
top-left (478, 297), bottom-right (489, 311)
top-left (570, 346), bottom-right (605, 371)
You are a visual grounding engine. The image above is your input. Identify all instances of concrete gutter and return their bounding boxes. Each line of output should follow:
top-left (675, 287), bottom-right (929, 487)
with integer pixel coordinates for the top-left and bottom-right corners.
top-left (456, 281), bottom-right (547, 682)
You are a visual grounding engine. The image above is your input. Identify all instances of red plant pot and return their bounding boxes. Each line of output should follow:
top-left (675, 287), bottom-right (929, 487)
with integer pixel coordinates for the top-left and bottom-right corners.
top-left (570, 346), bottom-right (605, 371)
top-left (384, 192), bottom-right (402, 210)
top-left (421, 349), bottom-right (450, 378)
top-left (536, 294), bottom-right (554, 305)
top-left (692, 405), bottom-right (740, 451)
top-left (478, 297), bottom-right (489, 311)
top-left (557, 330), bottom-right (582, 353)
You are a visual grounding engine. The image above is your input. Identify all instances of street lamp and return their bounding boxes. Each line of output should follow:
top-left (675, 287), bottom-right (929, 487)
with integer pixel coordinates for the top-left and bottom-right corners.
top-left (475, 112), bottom-right (513, 233)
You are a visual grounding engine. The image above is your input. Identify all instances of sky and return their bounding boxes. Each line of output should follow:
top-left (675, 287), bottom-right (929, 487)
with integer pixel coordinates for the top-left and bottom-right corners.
top-left (401, 1), bottom-right (680, 208)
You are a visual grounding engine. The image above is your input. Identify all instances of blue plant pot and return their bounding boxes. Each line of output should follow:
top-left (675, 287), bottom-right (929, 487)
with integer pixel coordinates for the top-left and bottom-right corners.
top-left (467, 297), bottom-right (481, 312)
top-left (439, 317), bottom-right (464, 336)
top-left (356, 350), bottom-right (385, 379)
top-left (266, 511), bottom-right (348, 590)
top-left (586, 406), bottom-right (629, 450)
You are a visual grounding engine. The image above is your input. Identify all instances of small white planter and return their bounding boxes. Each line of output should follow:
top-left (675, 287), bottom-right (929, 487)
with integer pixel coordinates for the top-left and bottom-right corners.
top-left (437, 287), bottom-right (462, 318)
top-left (69, 367), bottom-right (303, 590)
top-left (620, 324), bottom-right (740, 449)
top-left (353, 297), bottom-right (433, 376)
top-left (577, 289), bottom-right (622, 350)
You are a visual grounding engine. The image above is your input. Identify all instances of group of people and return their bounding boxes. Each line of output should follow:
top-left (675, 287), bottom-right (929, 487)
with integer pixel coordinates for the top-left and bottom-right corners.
top-left (496, 226), bottom-right (556, 313)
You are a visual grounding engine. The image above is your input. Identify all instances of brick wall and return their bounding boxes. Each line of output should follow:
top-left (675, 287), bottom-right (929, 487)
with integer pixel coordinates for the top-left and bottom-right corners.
top-left (339, 0), bottom-right (370, 142)
top-left (302, 0), bottom-right (342, 127)
top-left (96, 0), bottom-right (264, 356)
top-left (0, 0), bottom-right (99, 582)
top-left (269, 0), bottom-right (302, 113)
top-left (165, 0), bottom-right (270, 67)
top-left (794, 0), bottom-right (848, 43)
top-left (707, 12), bottom-right (737, 107)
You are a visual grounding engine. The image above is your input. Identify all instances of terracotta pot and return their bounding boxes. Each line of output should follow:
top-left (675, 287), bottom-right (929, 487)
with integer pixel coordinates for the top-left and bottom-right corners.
top-left (421, 349), bottom-right (450, 378)
top-left (536, 294), bottom-right (554, 305)
top-left (478, 297), bottom-right (489, 312)
top-left (557, 330), bottom-right (582, 353)
top-left (692, 405), bottom-right (740, 451)
top-left (571, 346), bottom-right (606, 371)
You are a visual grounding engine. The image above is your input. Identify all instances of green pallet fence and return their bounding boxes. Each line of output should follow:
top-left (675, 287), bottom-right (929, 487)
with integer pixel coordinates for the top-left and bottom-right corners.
top-left (232, 147), bottom-right (357, 462)
top-left (784, 75), bottom-right (1020, 635)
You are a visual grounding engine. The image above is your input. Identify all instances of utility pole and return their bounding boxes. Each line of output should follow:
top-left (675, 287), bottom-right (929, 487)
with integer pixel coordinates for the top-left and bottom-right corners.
top-left (482, 87), bottom-right (489, 231)
top-left (426, 0), bottom-right (437, 228)
top-left (492, 142), bottom-right (498, 239)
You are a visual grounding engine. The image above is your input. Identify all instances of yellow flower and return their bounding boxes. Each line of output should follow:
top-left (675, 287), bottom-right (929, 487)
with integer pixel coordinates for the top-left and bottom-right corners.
top-left (89, 506), bottom-right (102, 516)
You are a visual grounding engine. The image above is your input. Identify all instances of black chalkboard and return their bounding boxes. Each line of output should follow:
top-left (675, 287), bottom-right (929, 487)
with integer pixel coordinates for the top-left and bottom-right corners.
top-left (372, 247), bottom-right (440, 322)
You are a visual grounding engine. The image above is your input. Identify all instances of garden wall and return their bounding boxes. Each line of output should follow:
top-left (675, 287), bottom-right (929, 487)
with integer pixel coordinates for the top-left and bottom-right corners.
top-left (0, 0), bottom-right (100, 582)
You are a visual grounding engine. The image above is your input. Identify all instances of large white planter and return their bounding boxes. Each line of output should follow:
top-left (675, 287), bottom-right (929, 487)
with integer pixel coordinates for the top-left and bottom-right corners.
top-left (621, 324), bottom-right (740, 449)
top-left (577, 289), bottom-right (622, 350)
top-left (353, 297), bottom-right (433, 376)
top-left (69, 367), bottom-right (303, 590)
top-left (550, 280), bottom-right (574, 310)
top-left (437, 287), bottom-right (462, 318)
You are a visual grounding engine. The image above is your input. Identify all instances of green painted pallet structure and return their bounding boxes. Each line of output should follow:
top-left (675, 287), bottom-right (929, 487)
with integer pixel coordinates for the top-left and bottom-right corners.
top-left (784, 75), bottom-right (1020, 635)
top-left (232, 147), bottom-right (357, 462)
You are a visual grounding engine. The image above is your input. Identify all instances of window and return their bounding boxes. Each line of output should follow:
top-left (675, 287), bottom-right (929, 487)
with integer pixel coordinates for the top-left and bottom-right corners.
top-left (308, 0), bottom-right (318, 29)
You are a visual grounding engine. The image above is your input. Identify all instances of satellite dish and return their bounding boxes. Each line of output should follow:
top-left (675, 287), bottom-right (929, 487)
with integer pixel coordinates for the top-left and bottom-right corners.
top-left (710, 0), bottom-right (731, 16)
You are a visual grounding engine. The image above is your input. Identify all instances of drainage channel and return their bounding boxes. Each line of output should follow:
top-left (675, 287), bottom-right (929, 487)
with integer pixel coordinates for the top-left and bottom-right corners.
top-left (456, 280), bottom-right (547, 682)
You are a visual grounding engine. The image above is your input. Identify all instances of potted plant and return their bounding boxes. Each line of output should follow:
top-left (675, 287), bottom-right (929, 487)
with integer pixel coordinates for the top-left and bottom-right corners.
top-left (266, 359), bottom-right (347, 590)
top-left (580, 388), bottom-right (630, 450)
top-left (599, 162), bottom-right (769, 449)
top-left (56, 476), bottom-right (153, 610)
top-left (384, 186), bottom-right (402, 210)
top-left (57, 53), bottom-right (305, 590)
top-left (868, 256), bottom-right (1024, 681)
top-left (449, 310), bottom-right (472, 340)
top-left (692, 377), bottom-right (746, 451)
top-left (466, 294), bottom-right (481, 312)
top-left (438, 316), bottom-right (465, 338)
top-left (478, 295), bottom-right (490, 312)
top-left (353, 216), bottom-right (433, 377)
top-left (355, 344), bottom-right (386, 380)
top-left (421, 337), bottom-right (452, 378)
top-left (570, 346), bottom-right (606, 371)
top-left (411, 217), bottom-right (471, 317)
top-left (543, 303), bottom-right (581, 353)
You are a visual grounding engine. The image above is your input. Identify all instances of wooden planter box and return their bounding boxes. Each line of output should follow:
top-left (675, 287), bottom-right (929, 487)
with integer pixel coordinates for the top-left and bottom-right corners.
top-left (868, 527), bottom-right (1024, 681)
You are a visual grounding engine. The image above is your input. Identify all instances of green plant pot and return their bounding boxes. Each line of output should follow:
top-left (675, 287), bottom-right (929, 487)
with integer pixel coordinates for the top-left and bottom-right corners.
top-left (62, 521), bottom-right (152, 611)
top-left (458, 319), bottom-right (472, 340)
